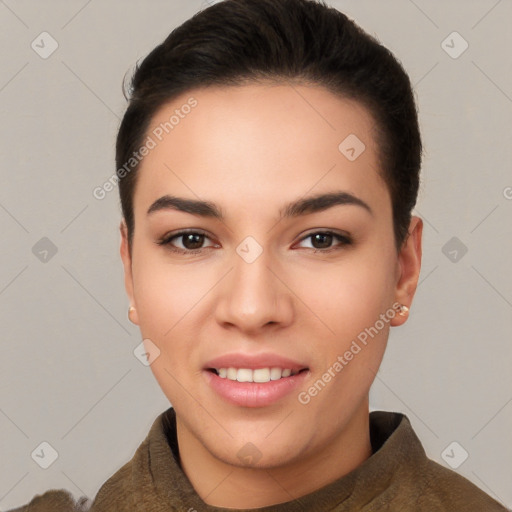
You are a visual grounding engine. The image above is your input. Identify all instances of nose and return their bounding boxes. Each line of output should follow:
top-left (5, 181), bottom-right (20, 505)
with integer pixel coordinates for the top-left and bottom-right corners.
top-left (214, 247), bottom-right (294, 334)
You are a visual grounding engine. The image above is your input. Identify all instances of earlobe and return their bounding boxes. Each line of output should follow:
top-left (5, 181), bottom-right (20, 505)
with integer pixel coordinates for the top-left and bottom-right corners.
top-left (390, 216), bottom-right (423, 327)
top-left (128, 305), bottom-right (138, 324)
top-left (120, 220), bottom-right (139, 325)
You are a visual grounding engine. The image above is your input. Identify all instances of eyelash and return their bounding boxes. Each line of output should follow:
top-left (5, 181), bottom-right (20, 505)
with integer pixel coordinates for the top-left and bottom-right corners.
top-left (156, 229), bottom-right (352, 255)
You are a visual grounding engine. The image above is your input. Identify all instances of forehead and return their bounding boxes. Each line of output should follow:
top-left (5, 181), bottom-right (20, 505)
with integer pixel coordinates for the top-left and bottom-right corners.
top-left (134, 83), bottom-right (388, 214)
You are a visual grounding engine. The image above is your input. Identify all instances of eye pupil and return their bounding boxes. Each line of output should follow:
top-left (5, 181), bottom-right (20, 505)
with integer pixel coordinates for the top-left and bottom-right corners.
top-left (183, 233), bottom-right (204, 249)
top-left (312, 233), bottom-right (333, 249)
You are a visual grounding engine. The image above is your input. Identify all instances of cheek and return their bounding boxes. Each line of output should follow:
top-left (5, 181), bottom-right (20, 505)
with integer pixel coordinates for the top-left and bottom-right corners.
top-left (131, 249), bottom-right (208, 336)
top-left (297, 257), bottom-right (395, 419)
top-left (301, 252), bottom-right (396, 339)
top-left (130, 253), bottom-right (210, 404)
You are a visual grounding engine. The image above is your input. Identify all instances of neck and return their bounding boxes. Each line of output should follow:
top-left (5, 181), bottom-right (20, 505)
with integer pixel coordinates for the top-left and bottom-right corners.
top-left (176, 401), bottom-right (373, 509)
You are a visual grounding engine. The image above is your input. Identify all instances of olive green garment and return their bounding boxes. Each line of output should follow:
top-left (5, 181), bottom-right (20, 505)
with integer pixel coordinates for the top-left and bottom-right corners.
top-left (8, 408), bottom-right (509, 511)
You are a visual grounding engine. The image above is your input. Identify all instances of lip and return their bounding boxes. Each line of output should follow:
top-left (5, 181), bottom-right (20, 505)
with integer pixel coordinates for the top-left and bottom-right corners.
top-left (203, 370), bottom-right (309, 408)
top-left (203, 352), bottom-right (310, 408)
top-left (203, 352), bottom-right (308, 373)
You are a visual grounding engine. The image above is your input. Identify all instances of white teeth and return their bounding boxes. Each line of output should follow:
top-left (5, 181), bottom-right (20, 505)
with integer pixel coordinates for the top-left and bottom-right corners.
top-left (253, 368), bottom-right (270, 383)
top-left (215, 367), bottom-right (297, 382)
top-left (270, 367), bottom-right (283, 380)
top-left (237, 368), bottom-right (253, 382)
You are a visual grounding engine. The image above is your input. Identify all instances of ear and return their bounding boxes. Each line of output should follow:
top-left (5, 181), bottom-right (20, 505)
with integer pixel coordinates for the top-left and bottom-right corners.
top-left (120, 220), bottom-right (139, 325)
top-left (390, 216), bottom-right (423, 327)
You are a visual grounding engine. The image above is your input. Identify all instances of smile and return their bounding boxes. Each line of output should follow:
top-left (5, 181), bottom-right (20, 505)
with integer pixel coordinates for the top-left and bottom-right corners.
top-left (210, 367), bottom-right (304, 383)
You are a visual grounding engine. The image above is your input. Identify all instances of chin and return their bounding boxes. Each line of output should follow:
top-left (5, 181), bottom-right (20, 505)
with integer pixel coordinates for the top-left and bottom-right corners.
top-left (210, 438), bottom-right (305, 470)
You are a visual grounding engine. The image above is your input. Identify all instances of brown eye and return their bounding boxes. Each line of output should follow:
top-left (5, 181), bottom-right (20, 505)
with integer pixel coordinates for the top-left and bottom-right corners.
top-left (157, 230), bottom-right (217, 254)
top-left (180, 232), bottom-right (206, 250)
top-left (296, 231), bottom-right (352, 252)
top-left (310, 233), bottom-right (334, 249)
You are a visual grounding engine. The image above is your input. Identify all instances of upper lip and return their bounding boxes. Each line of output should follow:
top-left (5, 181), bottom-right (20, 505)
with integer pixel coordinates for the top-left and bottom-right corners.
top-left (204, 353), bottom-right (309, 372)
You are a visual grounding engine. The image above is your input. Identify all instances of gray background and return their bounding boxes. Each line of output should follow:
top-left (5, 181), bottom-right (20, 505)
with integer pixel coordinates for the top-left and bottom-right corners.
top-left (1, 0), bottom-right (511, 509)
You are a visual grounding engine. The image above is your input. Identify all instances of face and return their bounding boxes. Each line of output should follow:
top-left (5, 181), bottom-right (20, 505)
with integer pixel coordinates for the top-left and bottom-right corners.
top-left (120, 83), bottom-right (422, 471)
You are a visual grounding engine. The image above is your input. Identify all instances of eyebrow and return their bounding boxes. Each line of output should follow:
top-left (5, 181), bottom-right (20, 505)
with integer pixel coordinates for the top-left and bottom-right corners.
top-left (146, 191), bottom-right (373, 219)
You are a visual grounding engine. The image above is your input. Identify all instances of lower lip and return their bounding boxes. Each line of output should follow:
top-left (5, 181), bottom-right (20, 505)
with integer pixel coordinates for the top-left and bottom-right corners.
top-left (203, 370), bottom-right (308, 408)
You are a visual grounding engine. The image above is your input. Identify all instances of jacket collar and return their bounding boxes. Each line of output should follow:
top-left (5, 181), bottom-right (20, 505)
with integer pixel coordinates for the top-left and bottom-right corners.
top-left (126, 407), bottom-right (427, 511)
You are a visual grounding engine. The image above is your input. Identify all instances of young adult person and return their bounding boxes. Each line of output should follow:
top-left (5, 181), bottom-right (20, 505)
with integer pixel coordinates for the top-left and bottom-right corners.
top-left (10, 0), bottom-right (508, 510)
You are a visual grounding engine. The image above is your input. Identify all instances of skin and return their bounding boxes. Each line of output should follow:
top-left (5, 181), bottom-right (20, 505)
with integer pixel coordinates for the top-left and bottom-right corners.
top-left (120, 83), bottom-right (422, 508)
